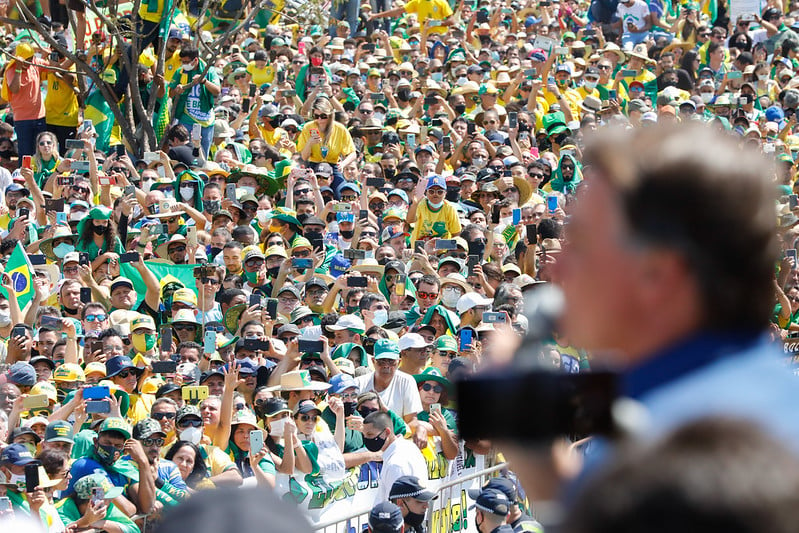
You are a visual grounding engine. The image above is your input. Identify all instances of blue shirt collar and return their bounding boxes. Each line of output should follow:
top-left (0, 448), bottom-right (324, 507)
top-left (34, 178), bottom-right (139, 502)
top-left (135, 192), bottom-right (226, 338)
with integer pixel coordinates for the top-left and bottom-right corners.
top-left (623, 330), bottom-right (765, 399)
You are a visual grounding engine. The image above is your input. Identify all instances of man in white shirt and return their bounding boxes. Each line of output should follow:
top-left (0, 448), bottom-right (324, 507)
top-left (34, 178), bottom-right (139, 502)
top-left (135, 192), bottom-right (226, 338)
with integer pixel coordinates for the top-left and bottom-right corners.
top-left (615, 0), bottom-right (651, 50)
top-left (354, 339), bottom-right (422, 422)
top-left (363, 411), bottom-right (429, 504)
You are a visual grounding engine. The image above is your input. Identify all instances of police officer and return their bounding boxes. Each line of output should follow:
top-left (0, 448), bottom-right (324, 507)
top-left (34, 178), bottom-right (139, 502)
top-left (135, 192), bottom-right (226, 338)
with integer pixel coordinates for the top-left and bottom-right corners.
top-left (469, 478), bottom-right (543, 533)
top-left (369, 501), bottom-right (405, 533)
top-left (389, 475), bottom-right (437, 533)
top-left (470, 489), bottom-right (514, 533)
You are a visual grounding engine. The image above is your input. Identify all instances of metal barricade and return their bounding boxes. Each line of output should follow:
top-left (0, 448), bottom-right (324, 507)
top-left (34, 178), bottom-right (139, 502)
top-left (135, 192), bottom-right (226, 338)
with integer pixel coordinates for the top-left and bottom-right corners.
top-left (426, 463), bottom-right (508, 533)
top-left (314, 504), bottom-right (374, 533)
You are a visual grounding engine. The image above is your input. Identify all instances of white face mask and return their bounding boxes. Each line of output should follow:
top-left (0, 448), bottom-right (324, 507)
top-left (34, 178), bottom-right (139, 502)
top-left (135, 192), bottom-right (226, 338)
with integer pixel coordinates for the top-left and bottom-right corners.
top-left (441, 287), bottom-right (463, 308)
top-left (180, 427), bottom-right (203, 445)
top-left (700, 92), bottom-right (714, 103)
top-left (0, 310), bottom-right (11, 328)
top-left (373, 112), bottom-right (385, 122)
top-left (179, 186), bottom-right (195, 200)
top-left (500, 216), bottom-right (512, 227)
top-left (584, 80), bottom-right (598, 90)
top-left (372, 309), bottom-right (388, 326)
top-left (182, 61), bottom-right (196, 72)
top-left (428, 200), bottom-right (444, 209)
top-left (472, 157), bottom-right (486, 168)
top-left (269, 418), bottom-right (286, 438)
top-left (10, 473), bottom-right (26, 490)
top-left (758, 74), bottom-right (769, 82)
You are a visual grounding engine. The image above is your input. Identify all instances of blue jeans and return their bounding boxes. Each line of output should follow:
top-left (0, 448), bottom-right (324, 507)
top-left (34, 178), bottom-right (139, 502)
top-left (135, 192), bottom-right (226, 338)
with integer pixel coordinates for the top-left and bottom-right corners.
top-left (15, 117), bottom-right (46, 158)
top-left (371, 0), bottom-right (390, 32)
top-left (178, 121), bottom-right (213, 160)
top-left (330, 0), bottom-right (360, 36)
top-left (622, 31), bottom-right (649, 49)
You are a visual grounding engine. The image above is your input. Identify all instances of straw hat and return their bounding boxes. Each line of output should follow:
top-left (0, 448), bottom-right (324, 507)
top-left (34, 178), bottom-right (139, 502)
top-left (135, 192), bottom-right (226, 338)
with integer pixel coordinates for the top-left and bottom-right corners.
top-left (264, 370), bottom-right (331, 392)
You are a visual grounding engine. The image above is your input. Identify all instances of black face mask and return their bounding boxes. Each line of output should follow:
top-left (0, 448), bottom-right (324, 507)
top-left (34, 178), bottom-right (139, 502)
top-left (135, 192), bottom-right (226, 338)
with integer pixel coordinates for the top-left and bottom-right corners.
top-left (397, 89), bottom-right (411, 101)
top-left (344, 402), bottom-right (355, 417)
top-left (340, 229), bottom-right (354, 239)
top-left (209, 246), bottom-right (223, 259)
top-left (377, 257), bottom-right (391, 266)
top-left (0, 150), bottom-right (15, 159)
top-left (403, 502), bottom-right (426, 528)
top-left (62, 305), bottom-right (79, 315)
top-left (267, 266), bottom-right (280, 279)
top-left (92, 224), bottom-right (106, 235)
top-left (446, 186), bottom-right (460, 202)
top-left (205, 200), bottom-right (221, 215)
top-left (362, 430), bottom-right (387, 452)
top-left (269, 117), bottom-right (281, 128)
top-left (384, 168), bottom-right (396, 181)
top-left (454, 104), bottom-right (466, 115)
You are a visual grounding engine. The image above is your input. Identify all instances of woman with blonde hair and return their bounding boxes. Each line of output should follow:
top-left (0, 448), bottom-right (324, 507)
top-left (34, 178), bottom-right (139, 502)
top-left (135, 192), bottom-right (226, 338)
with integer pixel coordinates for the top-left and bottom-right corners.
top-left (296, 97), bottom-right (356, 193)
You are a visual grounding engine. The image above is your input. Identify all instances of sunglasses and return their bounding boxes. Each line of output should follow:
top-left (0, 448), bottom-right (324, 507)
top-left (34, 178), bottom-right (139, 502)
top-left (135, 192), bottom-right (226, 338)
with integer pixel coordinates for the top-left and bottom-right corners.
top-left (173, 324), bottom-right (197, 331)
top-left (294, 188), bottom-right (311, 195)
top-left (235, 74), bottom-right (247, 80)
top-left (314, 113), bottom-right (329, 120)
top-left (417, 291), bottom-right (438, 300)
top-left (298, 414), bottom-right (319, 422)
top-left (421, 383), bottom-right (444, 393)
top-left (198, 277), bottom-right (220, 285)
top-left (140, 437), bottom-right (165, 447)
top-left (39, 140), bottom-right (54, 146)
top-left (152, 412), bottom-right (176, 420)
top-left (169, 245), bottom-right (187, 254)
top-left (117, 369), bottom-right (137, 379)
top-left (85, 314), bottom-right (107, 322)
top-left (178, 418), bottom-right (203, 428)
top-left (166, 217), bottom-right (179, 224)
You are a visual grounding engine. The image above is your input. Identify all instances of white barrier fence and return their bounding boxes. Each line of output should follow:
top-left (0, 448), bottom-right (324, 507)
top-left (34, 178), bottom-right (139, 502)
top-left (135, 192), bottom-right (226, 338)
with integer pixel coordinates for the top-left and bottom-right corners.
top-left (312, 462), bottom-right (509, 533)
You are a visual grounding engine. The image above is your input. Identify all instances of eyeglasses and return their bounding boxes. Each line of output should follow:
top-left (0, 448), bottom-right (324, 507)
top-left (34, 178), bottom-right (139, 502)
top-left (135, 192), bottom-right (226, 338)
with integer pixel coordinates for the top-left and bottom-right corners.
top-left (278, 297), bottom-right (298, 304)
top-left (417, 291), bottom-right (438, 300)
top-left (173, 323), bottom-right (197, 331)
top-left (314, 113), bottom-right (329, 120)
top-left (73, 186), bottom-right (90, 194)
top-left (85, 314), bottom-right (107, 322)
top-left (298, 414), bottom-right (318, 422)
top-left (117, 369), bottom-right (137, 379)
top-left (64, 266), bottom-right (78, 274)
top-left (140, 437), bottom-right (165, 447)
top-left (110, 167), bottom-right (127, 173)
top-left (245, 258), bottom-right (265, 268)
top-left (294, 188), bottom-right (311, 195)
top-left (152, 412), bottom-right (176, 420)
top-left (338, 392), bottom-right (358, 400)
top-left (341, 195), bottom-right (358, 202)
top-left (178, 418), bottom-right (203, 428)
top-left (421, 383), bottom-right (444, 393)
top-left (427, 189), bottom-right (445, 196)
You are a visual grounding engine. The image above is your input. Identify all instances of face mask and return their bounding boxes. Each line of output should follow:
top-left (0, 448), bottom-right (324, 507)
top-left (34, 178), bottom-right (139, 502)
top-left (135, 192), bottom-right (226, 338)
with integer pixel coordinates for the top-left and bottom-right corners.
top-left (372, 309), bottom-right (388, 326)
top-left (404, 505), bottom-right (426, 528)
top-left (441, 287), bottom-right (463, 308)
top-left (245, 270), bottom-right (260, 284)
top-left (500, 216), bottom-right (512, 227)
top-left (267, 266), bottom-right (280, 279)
top-left (454, 104), bottom-right (466, 115)
top-left (384, 168), bottom-right (396, 181)
top-left (179, 186), bottom-right (195, 200)
top-left (758, 74), bottom-right (769, 81)
top-left (446, 186), bottom-right (460, 202)
top-left (431, 72), bottom-right (443, 82)
top-left (180, 427), bottom-right (203, 445)
top-left (10, 473), bottom-right (26, 490)
top-left (472, 157), bottom-right (486, 168)
top-left (557, 78), bottom-right (568, 87)
top-left (209, 246), bottom-right (223, 259)
top-left (269, 223), bottom-right (282, 234)
top-left (428, 199), bottom-right (444, 209)
top-left (182, 61), bottom-right (196, 72)
top-left (397, 89), bottom-right (411, 101)
top-left (346, 305), bottom-right (359, 314)
top-left (269, 418), bottom-right (286, 437)
top-left (456, 77), bottom-right (467, 85)
top-left (92, 223), bottom-right (106, 235)
top-left (131, 205), bottom-right (142, 219)
top-left (205, 200), bottom-right (220, 215)
top-left (53, 242), bottom-right (75, 259)
top-left (0, 310), bottom-right (10, 328)
top-left (373, 112), bottom-right (385, 122)
top-left (310, 56), bottom-right (323, 67)
top-left (131, 332), bottom-right (157, 353)
top-left (700, 92), bottom-right (714, 103)
top-left (96, 443), bottom-right (121, 465)
top-left (584, 80), bottom-right (598, 90)
top-left (362, 430), bottom-right (387, 452)
top-left (340, 229), bottom-right (355, 239)
top-left (0, 150), bottom-right (15, 158)
top-left (344, 402), bottom-right (355, 417)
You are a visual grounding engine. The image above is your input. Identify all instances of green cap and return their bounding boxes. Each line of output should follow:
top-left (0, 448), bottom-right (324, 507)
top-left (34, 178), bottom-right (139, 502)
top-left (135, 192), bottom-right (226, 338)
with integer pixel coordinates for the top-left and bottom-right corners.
top-left (98, 417), bottom-right (131, 440)
top-left (435, 335), bottom-right (458, 353)
top-left (374, 339), bottom-right (400, 360)
top-left (74, 473), bottom-right (125, 500)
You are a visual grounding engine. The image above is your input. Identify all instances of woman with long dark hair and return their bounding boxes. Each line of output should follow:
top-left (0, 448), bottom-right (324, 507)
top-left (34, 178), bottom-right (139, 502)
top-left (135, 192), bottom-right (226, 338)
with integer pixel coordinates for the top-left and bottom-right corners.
top-left (679, 50), bottom-right (700, 83)
top-left (75, 205), bottom-right (124, 266)
top-left (164, 440), bottom-right (213, 490)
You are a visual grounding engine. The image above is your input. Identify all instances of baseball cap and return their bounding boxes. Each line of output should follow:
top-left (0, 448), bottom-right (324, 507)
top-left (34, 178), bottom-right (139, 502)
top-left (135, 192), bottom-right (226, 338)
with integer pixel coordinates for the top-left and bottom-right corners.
top-left (328, 373), bottom-right (359, 394)
top-left (398, 333), bottom-right (432, 351)
top-left (326, 314), bottom-right (366, 334)
top-left (369, 502), bottom-right (404, 533)
top-left (99, 417), bottom-right (132, 440)
top-left (0, 443), bottom-right (37, 466)
top-left (456, 292), bottom-right (494, 314)
top-left (295, 399), bottom-right (322, 415)
top-left (73, 473), bottom-right (124, 500)
top-left (133, 418), bottom-right (165, 440)
top-left (469, 477), bottom-right (519, 503)
top-left (373, 339), bottom-right (401, 360)
top-left (426, 175), bottom-right (446, 190)
top-left (44, 421), bottom-right (74, 443)
top-left (110, 276), bottom-right (134, 293)
top-left (7, 362), bottom-right (36, 387)
top-left (470, 489), bottom-right (511, 516)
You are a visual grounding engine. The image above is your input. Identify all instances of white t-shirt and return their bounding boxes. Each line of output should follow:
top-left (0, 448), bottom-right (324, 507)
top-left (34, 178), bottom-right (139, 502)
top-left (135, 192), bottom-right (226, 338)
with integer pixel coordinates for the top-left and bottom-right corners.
top-left (354, 370), bottom-right (423, 419)
top-left (616, 0), bottom-right (649, 34)
top-left (374, 436), bottom-right (430, 503)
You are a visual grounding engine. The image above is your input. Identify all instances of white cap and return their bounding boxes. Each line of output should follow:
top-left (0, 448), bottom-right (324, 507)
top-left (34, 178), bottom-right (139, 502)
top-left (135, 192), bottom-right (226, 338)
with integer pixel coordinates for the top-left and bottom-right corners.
top-left (456, 292), bottom-right (493, 314)
top-left (398, 333), bottom-right (432, 351)
top-left (62, 252), bottom-right (80, 265)
top-left (325, 314), bottom-right (366, 333)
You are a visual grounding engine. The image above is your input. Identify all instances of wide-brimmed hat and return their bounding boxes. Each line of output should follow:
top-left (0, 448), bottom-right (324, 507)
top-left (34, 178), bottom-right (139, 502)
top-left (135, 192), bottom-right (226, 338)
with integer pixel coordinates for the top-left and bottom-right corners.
top-left (264, 370), bottom-right (331, 392)
top-left (39, 226), bottom-right (77, 261)
top-left (600, 43), bottom-right (626, 62)
top-left (579, 95), bottom-right (602, 114)
top-left (627, 43), bottom-right (655, 64)
top-left (155, 234), bottom-right (188, 260)
top-left (493, 176), bottom-right (532, 206)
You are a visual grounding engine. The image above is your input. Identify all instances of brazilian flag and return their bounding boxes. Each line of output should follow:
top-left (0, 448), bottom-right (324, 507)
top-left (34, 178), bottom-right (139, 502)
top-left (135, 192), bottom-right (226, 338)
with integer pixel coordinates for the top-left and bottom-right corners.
top-left (0, 242), bottom-right (34, 309)
top-left (120, 261), bottom-right (198, 307)
top-left (84, 88), bottom-right (115, 153)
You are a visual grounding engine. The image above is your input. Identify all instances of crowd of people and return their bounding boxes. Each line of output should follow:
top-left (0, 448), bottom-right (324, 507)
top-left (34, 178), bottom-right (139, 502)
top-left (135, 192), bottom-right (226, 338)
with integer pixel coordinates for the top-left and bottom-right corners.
top-left (0, 0), bottom-right (798, 530)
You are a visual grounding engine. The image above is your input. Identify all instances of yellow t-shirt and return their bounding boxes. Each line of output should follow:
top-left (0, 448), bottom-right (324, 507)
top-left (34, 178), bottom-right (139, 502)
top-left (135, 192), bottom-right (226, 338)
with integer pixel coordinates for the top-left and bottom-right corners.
top-left (247, 62), bottom-right (275, 87)
top-left (411, 200), bottom-right (462, 243)
top-left (543, 88), bottom-right (582, 121)
top-left (45, 70), bottom-right (79, 127)
top-left (127, 392), bottom-right (155, 424)
top-left (164, 52), bottom-right (183, 83)
top-left (404, 0), bottom-right (453, 33)
top-left (296, 121), bottom-right (355, 164)
top-left (256, 125), bottom-right (287, 145)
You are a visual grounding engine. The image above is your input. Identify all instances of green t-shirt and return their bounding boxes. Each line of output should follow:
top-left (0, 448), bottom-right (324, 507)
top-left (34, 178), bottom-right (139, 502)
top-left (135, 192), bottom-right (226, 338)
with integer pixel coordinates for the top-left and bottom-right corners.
top-left (417, 407), bottom-right (458, 432)
top-left (168, 63), bottom-right (220, 127)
